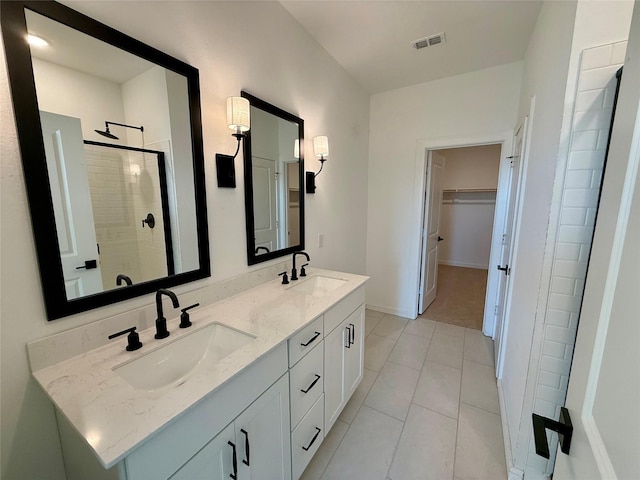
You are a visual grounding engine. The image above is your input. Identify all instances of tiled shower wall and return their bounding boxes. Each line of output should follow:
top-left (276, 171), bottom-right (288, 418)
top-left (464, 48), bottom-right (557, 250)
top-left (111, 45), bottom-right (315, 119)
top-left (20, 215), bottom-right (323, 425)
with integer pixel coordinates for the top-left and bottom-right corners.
top-left (526, 41), bottom-right (627, 475)
top-left (85, 146), bottom-right (168, 290)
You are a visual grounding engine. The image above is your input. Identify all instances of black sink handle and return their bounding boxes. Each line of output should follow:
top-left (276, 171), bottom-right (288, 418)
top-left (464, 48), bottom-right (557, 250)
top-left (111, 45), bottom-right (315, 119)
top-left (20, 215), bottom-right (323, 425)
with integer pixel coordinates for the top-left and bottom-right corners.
top-left (179, 303), bottom-right (200, 329)
top-left (108, 326), bottom-right (143, 351)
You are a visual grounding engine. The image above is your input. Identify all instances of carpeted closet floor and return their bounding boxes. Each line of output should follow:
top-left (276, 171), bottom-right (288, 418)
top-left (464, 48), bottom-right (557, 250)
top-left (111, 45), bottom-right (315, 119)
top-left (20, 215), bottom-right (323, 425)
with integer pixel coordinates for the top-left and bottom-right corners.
top-left (422, 265), bottom-right (488, 330)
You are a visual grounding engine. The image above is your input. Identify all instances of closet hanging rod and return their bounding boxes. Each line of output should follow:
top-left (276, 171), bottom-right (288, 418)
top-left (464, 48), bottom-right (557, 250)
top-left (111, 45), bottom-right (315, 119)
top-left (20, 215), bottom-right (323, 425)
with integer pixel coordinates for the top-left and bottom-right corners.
top-left (442, 188), bottom-right (497, 193)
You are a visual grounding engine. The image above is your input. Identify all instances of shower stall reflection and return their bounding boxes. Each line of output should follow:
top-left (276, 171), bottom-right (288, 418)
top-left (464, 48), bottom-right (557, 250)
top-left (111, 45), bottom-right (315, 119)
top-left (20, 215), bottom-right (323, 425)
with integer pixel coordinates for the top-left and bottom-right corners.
top-left (77, 141), bottom-right (174, 297)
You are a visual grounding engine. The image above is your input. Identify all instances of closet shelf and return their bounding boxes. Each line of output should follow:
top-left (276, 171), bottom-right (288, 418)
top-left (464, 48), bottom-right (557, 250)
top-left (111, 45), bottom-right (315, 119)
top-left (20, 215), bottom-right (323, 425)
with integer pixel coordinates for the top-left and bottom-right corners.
top-left (442, 188), bottom-right (497, 193)
top-left (441, 188), bottom-right (497, 205)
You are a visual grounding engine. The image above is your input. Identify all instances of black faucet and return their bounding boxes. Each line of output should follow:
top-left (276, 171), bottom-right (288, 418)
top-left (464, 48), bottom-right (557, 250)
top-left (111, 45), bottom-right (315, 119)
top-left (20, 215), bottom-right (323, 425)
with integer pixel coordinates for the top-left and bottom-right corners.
top-left (116, 274), bottom-right (133, 286)
top-left (291, 251), bottom-right (310, 281)
top-left (155, 289), bottom-right (180, 339)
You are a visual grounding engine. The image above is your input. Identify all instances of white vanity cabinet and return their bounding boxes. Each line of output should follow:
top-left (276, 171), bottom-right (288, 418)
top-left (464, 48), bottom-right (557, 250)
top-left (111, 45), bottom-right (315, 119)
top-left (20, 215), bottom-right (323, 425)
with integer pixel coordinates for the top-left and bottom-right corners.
top-left (170, 374), bottom-right (291, 480)
top-left (44, 273), bottom-right (368, 480)
top-left (58, 343), bottom-right (290, 480)
top-left (324, 303), bottom-right (364, 432)
top-left (288, 315), bottom-right (325, 480)
top-left (290, 285), bottom-right (365, 479)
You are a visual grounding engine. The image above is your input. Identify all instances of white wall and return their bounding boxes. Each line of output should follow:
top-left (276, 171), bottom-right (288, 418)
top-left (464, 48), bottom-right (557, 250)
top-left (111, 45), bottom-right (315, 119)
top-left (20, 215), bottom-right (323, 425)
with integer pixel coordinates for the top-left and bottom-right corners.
top-left (498, 0), bottom-right (634, 478)
top-left (439, 144), bottom-right (501, 190)
top-left (498, 1), bottom-right (578, 473)
top-left (509, 1), bottom-right (634, 477)
top-left (0, 2), bottom-right (369, 479)
top-left (32, 58), bottom-right (126, 141)
top-left (437, 145), bottom-right (500, 269)
top-left (366, 62), bottom-right (522, 317)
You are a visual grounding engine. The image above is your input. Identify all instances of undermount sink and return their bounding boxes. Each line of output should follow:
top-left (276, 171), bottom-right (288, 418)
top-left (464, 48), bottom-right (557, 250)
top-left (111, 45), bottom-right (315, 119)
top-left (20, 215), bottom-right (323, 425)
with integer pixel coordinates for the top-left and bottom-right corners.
top-left (290, 275), bottom-right (347, 297)
top-left (113, 323), bottom-right (255, 391)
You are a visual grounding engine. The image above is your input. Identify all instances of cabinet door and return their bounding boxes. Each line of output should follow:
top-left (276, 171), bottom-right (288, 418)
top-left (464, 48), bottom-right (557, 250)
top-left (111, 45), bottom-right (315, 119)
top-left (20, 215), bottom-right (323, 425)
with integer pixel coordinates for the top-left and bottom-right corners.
top-left (324, 321), bottom-right (348, 432)
top-left (344, 305), bottom-right (365, 397)
top-left (168, 423), bottom-right (235, 480)
top-left (235, 374), bottom-right (292, 480)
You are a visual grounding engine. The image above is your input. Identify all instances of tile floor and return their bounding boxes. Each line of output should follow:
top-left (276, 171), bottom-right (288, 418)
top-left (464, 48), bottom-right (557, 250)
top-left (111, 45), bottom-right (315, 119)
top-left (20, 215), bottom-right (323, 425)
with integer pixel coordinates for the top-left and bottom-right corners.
top-left (300, 310), bottom-right (507, 480)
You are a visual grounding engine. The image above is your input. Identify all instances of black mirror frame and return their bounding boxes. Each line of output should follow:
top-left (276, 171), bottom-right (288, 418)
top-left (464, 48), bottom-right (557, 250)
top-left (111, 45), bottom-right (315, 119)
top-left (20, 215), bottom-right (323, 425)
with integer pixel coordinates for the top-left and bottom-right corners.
top-left (241, 91), bottom-right (305, 266)
top-left (1, 1), bottom-right (210, 320)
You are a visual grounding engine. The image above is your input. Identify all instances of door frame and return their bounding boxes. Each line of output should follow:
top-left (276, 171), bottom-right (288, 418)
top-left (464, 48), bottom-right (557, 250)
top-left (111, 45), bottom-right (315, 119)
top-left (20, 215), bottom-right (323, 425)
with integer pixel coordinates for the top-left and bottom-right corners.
top-left (412, 131), bottom-right (514, 337)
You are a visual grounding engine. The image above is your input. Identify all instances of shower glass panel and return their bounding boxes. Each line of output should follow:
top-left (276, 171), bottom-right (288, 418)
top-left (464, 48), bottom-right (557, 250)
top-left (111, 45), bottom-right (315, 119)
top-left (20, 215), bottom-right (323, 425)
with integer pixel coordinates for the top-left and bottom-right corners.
top-left (80, 141), bottom-right (173, 296)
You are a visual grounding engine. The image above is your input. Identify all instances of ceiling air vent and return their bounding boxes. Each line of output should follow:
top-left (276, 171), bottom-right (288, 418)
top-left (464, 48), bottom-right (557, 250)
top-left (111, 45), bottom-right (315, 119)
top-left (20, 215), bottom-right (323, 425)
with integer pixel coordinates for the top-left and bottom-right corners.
top-left (412, 32), bottom-right (446, 50)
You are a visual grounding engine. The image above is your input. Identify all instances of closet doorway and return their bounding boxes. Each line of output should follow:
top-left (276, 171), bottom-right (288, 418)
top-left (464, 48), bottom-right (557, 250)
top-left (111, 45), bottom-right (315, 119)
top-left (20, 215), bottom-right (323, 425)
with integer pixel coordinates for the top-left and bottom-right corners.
top-left (417, 144), bottom-right (502, 331)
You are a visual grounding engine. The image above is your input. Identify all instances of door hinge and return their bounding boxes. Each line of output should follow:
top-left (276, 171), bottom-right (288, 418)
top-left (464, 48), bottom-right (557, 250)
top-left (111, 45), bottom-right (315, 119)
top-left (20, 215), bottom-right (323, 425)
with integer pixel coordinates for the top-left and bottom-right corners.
top-left (494, 305), bottom-right (499, 316)
top-left (502, 234), bottom-right (507, 245)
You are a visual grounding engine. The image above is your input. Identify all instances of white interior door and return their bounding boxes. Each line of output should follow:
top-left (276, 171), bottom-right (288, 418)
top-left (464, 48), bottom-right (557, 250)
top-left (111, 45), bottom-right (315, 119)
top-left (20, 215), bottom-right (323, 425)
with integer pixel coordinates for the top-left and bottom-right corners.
top-left (418, 151), bottom-right (445, 313)
top-left (554, 9), bottom-right (639, 478)
top-left (40, 111), bottom-right (103, 299)
top-left (252, 156), bottom-right (278, 253)
top-left (494, 118), bottom-right (527, 369)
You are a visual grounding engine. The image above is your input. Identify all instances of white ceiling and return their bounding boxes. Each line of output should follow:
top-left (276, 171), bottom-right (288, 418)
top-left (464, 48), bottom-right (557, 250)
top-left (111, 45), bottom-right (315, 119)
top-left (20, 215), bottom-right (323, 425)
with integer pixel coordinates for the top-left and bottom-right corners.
top-left (280, 0), bottom-right (543, 93)
top-left (26, 8), bottom-right (154, 84)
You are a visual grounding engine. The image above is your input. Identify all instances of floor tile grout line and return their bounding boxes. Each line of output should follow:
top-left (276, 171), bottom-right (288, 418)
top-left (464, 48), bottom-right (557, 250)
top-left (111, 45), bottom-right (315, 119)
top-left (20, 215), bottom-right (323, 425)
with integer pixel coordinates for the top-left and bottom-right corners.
top-left (452, 323), bottom-right (470, 479)
top-left (386, 320), bottom-right (442, 479)
top-left (459, 400), bottom-right (502, 417)
top-left (317, 313), bottom-right (498, 479)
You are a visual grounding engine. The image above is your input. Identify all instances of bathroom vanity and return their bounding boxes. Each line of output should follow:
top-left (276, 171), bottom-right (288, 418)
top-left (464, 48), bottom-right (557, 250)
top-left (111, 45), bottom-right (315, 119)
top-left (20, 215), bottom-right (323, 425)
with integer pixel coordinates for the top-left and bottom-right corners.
top-left (28, 269), bottom-right (367, 480)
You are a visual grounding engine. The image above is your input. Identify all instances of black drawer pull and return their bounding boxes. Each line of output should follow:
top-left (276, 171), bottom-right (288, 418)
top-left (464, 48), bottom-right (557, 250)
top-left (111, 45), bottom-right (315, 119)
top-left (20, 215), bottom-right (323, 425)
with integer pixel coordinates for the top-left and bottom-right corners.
top-left (240, 428), bottom-right (250, 466)
top-left (300, 331), bottom-right (321, 347)
top-left (349, 323), bottom-right (355, 345)
top-left (228, 441), bottom-right (238, 479)
top-left (301, 374), bottom-right (321, 394)
top-left (302, 427), bottom-right (322, 451)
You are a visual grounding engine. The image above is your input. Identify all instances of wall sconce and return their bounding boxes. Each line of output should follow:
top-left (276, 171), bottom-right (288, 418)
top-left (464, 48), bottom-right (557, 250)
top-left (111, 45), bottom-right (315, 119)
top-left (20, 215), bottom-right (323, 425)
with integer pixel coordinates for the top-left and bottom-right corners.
top-left (306, 135), bottom-right (329, 194)
top-left (216, 96), bottom-right (250, 188)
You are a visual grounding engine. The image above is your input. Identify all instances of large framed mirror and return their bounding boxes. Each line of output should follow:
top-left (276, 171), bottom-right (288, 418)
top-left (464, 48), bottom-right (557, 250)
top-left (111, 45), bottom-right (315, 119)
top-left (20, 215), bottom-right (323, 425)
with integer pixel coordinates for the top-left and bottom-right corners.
top-left (241, 91), bottom-right (305, 265)
top-left (1, 1), bottom-right (210, 320)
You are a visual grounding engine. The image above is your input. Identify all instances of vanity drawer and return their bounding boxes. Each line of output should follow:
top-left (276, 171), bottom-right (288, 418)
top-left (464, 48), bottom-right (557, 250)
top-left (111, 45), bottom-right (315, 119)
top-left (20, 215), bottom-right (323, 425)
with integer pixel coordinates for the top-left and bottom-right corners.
top-left (289, 341), bottom-right (324, 429)
top-left (291, 394), bottom-right (324, 480)
top-left (324, 286), bottom-right (365, 334)
top-left (288, 315), bottom-right (324, 367)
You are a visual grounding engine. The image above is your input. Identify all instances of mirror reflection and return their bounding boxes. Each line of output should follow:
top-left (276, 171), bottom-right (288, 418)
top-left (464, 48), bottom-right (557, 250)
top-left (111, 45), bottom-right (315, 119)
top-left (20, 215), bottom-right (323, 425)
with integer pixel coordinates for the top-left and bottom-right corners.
top-left (242, 92), bottom-right (305, 265)
top-left (26, 8), bottom-right (199, 298)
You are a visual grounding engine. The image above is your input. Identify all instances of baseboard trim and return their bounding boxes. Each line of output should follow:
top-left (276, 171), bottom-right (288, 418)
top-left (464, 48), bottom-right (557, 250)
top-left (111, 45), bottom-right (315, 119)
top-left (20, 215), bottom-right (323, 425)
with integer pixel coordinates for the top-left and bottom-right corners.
top-left (365, 304), bottom-right (414, 320)
top-left (498, 379), bottom-right (520, 479)
top-left (509, 467), bottom-right (525, 480)
top-left (439, 260), bottom-right (489, 270)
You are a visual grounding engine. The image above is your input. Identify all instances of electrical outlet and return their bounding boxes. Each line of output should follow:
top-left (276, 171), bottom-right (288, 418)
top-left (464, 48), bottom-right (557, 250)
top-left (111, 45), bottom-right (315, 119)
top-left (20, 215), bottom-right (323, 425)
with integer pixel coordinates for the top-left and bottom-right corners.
top-left (318, 233), bottom-right (324, 248)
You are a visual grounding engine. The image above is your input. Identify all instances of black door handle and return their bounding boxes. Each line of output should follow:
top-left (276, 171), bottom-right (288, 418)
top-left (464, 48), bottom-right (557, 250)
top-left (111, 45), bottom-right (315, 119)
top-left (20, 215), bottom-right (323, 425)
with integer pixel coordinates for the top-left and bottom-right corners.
top-left (532, 407), bottom-right (573, 459)
top-left (240, 429), bottom-right (250, 466)
top-left (76, 259), bottom-right (97, 270)
top-left (228, 441), bottom-right (238, 479)
top-left (497, 264), bottom-right (510, 275)
top-left (349, 323), bottom-right (355, 345)
top-left (437, 236), bottom-right (444, 242)
top-left (345, 325), bottom-right (352, 348)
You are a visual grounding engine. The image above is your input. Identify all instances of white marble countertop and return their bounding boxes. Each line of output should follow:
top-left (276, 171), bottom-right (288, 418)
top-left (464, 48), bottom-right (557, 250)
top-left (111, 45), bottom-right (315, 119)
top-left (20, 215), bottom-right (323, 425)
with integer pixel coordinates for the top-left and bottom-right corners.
top-left (30, 268), bottom-right (368, 469)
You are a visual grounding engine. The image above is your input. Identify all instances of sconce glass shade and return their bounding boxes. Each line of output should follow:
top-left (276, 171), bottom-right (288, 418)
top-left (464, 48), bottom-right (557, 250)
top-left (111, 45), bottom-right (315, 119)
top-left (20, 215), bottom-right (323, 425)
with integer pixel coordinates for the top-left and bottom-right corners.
top-left (130, 164), bottom-right (141, 176)
top-left (294, 139), bottom-right (300, 159)
top-left (313, 135), bottom-right (329, 159)
top-left (227, 96), bottom-right (250, 133)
